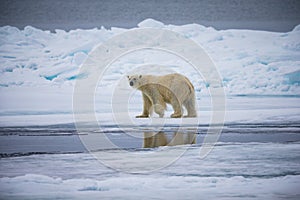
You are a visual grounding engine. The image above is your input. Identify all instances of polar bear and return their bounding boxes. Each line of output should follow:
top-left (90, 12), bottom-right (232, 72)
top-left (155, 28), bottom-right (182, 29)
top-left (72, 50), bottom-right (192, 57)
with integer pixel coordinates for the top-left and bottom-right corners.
top-left (127, 73), bottom-right (197, 118)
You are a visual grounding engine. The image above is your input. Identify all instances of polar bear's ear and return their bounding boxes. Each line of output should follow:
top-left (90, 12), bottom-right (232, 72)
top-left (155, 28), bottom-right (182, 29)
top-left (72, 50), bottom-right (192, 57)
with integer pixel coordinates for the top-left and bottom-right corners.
top-left (127, 75), bottom-right (130, 79)
top-left (139, 75), bottom-right (142, 78)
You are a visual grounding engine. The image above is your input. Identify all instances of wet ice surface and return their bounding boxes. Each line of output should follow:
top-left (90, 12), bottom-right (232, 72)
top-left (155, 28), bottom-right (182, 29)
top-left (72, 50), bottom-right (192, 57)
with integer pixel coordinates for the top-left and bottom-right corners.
top-left (0, 98), bottom-right (300, 199)
top-left (0, 142), bottom-right (299, 199)
top-left (1, 123), bottom-right (300, 155)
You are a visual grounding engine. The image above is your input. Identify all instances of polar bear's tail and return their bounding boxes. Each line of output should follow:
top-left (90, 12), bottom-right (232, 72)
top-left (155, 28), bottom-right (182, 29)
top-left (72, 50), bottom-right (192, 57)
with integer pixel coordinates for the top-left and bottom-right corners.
top-left (183, 76), bottom-right (194, 95)
top-left (182, 75), bottom-right (197, 117)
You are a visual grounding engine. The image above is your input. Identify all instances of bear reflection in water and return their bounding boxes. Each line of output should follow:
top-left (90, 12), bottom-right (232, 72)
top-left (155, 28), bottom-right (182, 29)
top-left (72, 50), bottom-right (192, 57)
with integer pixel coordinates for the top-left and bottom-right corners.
top-left (143, 131), bottom-right (197, 148)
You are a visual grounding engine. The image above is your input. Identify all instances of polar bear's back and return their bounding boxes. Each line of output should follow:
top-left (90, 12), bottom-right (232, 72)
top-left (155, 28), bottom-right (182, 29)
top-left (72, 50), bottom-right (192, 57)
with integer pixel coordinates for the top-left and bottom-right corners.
top-left (157, 73), bottom-right (194, 94)
top-left (139, 73), bottom-right (195, 104)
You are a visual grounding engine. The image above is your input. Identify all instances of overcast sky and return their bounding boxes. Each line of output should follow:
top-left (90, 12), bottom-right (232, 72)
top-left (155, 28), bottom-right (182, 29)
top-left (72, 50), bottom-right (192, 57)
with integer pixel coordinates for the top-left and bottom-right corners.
top-left (0, 0), bottom-right (300, 31)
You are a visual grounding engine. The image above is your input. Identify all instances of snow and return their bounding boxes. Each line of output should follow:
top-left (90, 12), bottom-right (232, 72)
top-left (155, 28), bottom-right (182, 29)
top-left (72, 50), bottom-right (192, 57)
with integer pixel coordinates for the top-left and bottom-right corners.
top-left (138, 18), bottom-right (165, 28)
top-left (0, 95), bottom-right (298, 127)
top-left (1, 174), bottom-right (299, 200)
top-left (0, 19), bottom-right (300, 114)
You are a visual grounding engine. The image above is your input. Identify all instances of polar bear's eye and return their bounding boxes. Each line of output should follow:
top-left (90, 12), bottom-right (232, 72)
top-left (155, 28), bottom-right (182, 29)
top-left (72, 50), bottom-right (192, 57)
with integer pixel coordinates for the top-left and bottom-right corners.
top-left (133, 78), bottom-right (136, 81)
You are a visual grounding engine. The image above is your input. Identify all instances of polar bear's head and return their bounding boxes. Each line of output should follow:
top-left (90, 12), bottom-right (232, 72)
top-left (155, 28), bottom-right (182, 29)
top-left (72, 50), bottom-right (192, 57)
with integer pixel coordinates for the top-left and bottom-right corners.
top-left (127, 75), bottom-right (143, 89)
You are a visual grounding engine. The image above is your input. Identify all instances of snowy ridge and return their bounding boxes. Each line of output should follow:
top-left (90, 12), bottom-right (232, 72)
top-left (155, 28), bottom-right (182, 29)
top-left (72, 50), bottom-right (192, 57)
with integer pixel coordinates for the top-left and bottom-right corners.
top-left (0, 19), bottom-right (299, 95)
top-left (0, 19), bottom-right (299, 118)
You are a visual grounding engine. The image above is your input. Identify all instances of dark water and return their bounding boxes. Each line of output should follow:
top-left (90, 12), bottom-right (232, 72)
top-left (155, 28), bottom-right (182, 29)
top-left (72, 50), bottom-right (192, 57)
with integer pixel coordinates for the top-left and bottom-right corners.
top-left (0, 0), bottom-right (300, 32)
top-left (1, 123), bottom-right (300, 157)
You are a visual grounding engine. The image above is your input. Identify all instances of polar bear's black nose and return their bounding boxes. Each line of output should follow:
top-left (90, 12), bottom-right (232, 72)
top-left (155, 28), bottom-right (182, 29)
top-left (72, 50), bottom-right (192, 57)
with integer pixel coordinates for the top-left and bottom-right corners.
top-left (130, 81), bottom-right (133, 86)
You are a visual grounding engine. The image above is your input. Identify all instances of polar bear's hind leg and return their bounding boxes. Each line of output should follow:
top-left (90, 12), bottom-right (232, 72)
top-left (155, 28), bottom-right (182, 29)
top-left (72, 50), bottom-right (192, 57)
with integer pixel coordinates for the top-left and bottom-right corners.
top-left (183, 95), bottom-right (197, 118)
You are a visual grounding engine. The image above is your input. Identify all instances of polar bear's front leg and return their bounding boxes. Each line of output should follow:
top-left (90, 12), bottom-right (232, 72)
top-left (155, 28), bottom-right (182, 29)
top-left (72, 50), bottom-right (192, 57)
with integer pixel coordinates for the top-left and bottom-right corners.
top-left (149, 90), bottom-right (166, 118)
top-left (136, 93), bottom-right (152, 118)
top-left (153, 104), bottom-right (165, 118)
